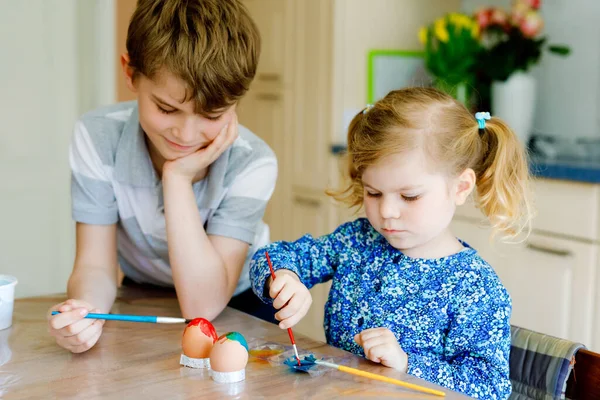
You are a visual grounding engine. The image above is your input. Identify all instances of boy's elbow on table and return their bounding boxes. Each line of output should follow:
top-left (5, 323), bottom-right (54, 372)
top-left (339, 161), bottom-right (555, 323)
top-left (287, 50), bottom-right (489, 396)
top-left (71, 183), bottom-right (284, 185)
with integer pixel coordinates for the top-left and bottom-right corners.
top-left (178, 292), bottom-right (230, 321)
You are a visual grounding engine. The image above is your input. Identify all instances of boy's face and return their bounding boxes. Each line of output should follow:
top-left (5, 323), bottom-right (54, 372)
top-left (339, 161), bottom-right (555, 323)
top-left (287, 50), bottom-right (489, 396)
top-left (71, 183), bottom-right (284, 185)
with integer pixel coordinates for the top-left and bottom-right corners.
top-left (361, 149), bottom-right (473, 258)
top-left (124, 60), bottom-right (235, 163)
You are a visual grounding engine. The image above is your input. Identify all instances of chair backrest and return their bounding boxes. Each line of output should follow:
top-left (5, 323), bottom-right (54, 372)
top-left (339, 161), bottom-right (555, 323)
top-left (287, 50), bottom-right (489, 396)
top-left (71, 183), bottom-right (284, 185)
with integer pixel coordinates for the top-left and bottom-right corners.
top-left (565, 348), bottom-right (600, 400)
top-left (509, 326), bottom-right (584, 400)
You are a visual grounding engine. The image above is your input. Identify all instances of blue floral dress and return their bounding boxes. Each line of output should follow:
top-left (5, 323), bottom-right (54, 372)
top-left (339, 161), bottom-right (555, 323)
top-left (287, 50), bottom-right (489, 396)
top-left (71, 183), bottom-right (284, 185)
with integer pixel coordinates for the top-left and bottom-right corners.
top-left (250, 218), bottom-right (512, 399)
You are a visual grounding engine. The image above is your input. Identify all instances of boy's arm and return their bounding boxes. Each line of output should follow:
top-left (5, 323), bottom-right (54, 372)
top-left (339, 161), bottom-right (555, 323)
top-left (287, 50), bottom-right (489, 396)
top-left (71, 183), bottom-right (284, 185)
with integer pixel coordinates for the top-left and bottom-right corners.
top-left (67, 223), bottom-right (119, 313)
top-left (163, 172), bottom-right (251, 320)
top-left (405, 273), bottom-right (512, 399)
top-left (250, 221), bottom-right (358, 304)
top-left (68, 118), bottom-right (120, 312)
top-left (163, 125), bottom-right (277, 320)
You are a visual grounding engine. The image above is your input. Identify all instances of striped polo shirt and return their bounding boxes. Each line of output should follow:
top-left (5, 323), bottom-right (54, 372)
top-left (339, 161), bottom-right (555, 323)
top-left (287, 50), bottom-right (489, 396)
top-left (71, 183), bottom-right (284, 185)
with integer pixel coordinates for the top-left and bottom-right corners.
top-left (69, 101), bottom-right (277, 295)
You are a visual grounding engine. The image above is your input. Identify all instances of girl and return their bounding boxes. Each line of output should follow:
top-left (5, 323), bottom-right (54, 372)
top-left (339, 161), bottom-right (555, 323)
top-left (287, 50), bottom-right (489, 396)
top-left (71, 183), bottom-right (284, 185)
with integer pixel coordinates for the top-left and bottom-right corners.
top-left (250, 87), bottom-right (533, 399)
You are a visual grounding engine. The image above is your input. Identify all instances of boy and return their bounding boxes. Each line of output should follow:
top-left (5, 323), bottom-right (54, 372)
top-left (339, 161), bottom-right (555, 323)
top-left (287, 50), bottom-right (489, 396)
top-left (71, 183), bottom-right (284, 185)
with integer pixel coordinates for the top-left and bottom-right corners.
top-left (47, 0), bottom-right (277, 353)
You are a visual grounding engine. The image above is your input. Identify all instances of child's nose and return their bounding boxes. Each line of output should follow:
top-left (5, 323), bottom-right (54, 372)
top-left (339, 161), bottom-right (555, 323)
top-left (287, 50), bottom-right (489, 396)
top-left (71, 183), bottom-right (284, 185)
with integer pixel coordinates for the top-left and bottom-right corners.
top-left (173, 119), bottom-right (202, 143)
top-left (379, 197), bottom-right (401, 219)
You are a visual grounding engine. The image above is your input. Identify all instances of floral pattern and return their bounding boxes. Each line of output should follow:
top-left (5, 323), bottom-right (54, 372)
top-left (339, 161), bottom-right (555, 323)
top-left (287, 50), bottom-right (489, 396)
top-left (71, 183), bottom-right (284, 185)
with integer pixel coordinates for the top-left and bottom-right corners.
top-left (250, 218), bottom-right (511, 399)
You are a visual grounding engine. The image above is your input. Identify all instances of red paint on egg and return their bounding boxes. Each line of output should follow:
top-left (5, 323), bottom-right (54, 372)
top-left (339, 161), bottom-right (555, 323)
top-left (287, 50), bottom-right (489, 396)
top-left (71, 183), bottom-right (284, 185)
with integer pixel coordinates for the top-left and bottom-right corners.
top-left (185, 318), bottom-right (217, 342)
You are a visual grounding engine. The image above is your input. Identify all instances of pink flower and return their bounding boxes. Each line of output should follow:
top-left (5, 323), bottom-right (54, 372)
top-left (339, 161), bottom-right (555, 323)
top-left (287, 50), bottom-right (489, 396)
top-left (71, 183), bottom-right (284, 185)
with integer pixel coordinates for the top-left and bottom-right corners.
top-left (511, 1), bottom-right (530, 25)
top-left (475, 7), bottom-right (510, 31)
top-left (520, 10), bottom-right (544, 37)
top-left (527, 0), bottom-right (541, 10)
top-left (491, 9), bottom-right (509, 27)
top-left (474, 7), bottom-right (493, 29)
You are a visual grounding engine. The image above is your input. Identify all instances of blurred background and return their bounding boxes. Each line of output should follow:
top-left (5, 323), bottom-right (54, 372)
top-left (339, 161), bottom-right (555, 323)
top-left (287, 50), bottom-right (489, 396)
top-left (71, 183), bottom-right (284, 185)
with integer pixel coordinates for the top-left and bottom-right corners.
top-left (1, 0), bottom-right (598, 350)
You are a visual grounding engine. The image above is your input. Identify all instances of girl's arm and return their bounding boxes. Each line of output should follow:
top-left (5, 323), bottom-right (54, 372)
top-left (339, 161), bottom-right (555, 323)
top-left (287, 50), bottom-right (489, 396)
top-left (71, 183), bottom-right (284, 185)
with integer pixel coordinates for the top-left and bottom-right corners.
top-left (406, 272), bottom-right (512, 399)
top-left (250, 220), bottom-right (362, 304)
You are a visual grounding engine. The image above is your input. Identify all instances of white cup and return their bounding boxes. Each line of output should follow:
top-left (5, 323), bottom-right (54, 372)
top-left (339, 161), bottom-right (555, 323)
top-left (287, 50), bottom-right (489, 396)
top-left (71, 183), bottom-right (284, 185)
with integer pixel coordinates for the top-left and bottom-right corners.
top-left (0, 275), bottom-right (18, 330)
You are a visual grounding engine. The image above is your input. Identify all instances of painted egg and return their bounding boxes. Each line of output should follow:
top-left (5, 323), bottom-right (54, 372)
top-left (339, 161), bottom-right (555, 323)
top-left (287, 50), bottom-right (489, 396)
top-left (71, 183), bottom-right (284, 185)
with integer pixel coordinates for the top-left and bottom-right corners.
top-left (181, 318), bottom-right (218, 359)
top-left (209, 332), bottom-right (249, 372)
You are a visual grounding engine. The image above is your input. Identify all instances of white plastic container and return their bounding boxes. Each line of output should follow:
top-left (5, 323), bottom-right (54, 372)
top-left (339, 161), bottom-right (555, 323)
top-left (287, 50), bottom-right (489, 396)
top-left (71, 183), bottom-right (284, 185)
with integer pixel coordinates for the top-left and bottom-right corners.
top-left (0, 275), bottom-right (18, 330)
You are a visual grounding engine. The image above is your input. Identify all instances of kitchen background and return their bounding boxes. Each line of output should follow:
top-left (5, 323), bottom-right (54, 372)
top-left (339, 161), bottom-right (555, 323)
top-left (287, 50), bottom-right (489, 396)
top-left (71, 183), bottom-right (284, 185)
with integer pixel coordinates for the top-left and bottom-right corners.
top-left (1, 0), bottom-right (599, 351)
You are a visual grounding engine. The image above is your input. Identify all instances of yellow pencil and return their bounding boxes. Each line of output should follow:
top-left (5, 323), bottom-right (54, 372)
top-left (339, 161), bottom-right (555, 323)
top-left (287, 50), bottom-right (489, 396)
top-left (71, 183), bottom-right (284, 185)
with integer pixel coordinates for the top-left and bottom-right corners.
top-left (315, 360), bottom-right (446, 397)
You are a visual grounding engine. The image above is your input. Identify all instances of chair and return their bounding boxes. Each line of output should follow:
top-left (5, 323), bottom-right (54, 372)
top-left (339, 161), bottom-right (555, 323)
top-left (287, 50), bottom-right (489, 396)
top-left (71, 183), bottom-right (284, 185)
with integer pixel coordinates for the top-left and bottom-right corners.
top-left (509, 325), bottom-right (584, 400)
top-left (565, 348), bottom-right (600, 400)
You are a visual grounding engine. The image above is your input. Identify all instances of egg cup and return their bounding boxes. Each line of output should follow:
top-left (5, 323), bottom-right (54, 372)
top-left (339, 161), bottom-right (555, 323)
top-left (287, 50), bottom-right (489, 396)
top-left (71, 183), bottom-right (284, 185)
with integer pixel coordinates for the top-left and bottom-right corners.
top-left (210, 368), bottom-right (245, 383)
top-left (180, 354), bottom-right (211, 369)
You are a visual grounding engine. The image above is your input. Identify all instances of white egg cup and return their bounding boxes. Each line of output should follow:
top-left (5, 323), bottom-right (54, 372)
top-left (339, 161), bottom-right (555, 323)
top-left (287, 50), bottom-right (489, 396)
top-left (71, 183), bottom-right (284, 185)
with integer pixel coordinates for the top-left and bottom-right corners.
top-left (180, 354), bottom-right (211, 369)
top-left (210, 368), bottom-right (245, 383)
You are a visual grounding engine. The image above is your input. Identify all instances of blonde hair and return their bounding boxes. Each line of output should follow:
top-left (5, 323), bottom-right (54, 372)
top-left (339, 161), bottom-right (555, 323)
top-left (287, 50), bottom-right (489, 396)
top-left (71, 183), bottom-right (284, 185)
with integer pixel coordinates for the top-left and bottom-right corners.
top-left (126, 0), bottom-right (260, 114)
top-left (330, 87), bottom-right (533, 240)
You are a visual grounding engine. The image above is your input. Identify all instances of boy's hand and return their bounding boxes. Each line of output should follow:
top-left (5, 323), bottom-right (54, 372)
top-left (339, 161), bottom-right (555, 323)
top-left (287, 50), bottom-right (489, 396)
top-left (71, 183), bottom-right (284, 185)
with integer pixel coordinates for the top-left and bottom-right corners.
top-left (354, 327), bottom-right (408, 372)
top-left (47, 299), bottom-right (105, 353)
top-left (268, 269), bottom-right (312, 329)
top-left (163, 113), bottom-right (239, 183)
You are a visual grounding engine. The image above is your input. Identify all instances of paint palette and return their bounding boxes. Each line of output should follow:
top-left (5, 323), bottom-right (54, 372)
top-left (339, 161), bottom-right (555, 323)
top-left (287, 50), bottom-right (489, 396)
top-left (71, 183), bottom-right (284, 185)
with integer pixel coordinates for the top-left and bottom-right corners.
top-left (283, 354), bottom-right (317, 372)
top-left (248, 343), bottom-right (285, 361)
top-left (268, 350), bottom-right (335, 377)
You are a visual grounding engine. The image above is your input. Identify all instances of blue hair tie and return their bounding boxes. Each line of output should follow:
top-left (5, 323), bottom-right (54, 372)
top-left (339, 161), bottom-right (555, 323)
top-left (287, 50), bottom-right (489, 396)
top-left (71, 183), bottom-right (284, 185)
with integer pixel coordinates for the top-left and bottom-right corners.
top-left (475, 112), bottom-right (491, 130)
top-left (363, 104), bottom-right (374, 114)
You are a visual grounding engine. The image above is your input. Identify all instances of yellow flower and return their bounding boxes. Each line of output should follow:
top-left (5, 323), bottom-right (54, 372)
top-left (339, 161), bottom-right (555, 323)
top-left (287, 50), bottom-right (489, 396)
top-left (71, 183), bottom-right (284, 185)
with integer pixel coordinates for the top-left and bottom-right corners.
top-left (449, 13), bottom-right (471, 29)
top-left (434, 18), bottom-right (449, 42)
top-left (471, 24), bottom-right (480, 39)
top-left (419, 26), bottom-right (428, 44)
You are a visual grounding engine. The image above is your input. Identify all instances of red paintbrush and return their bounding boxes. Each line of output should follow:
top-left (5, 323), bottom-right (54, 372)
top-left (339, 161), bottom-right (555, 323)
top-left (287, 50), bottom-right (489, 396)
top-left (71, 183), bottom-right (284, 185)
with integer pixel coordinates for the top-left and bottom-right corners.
top-left (265, 251), bottom-right (302, 366)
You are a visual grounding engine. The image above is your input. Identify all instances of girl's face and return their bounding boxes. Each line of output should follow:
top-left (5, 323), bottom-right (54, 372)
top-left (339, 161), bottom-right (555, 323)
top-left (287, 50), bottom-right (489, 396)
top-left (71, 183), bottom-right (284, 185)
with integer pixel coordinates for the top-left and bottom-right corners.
top-left (361, 149), bottom-right (474, 258)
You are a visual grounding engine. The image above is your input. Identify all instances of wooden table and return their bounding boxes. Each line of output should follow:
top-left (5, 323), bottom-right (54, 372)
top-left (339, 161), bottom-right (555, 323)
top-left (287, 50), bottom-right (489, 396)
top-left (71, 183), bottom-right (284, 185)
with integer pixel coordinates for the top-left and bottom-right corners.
top-left (0, 288), bottom-right (471, 399)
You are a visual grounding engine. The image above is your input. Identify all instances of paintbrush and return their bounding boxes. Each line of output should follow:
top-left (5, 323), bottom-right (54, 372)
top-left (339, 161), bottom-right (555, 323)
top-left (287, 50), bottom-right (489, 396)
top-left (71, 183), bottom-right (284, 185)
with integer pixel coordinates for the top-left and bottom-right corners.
top-left (51, 311), bottom-right (192, 324)
top-left (290, 355), bottom-right (445, 397)
top-left (314, 359), bottom-right (446, 397)
top-left (265, 251), bottom-right (302, 366)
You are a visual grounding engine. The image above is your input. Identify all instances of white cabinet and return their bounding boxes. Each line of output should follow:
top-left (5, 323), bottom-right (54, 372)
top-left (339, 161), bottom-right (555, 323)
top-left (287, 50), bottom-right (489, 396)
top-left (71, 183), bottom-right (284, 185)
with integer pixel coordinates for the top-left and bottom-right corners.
top-left (455, 179), bottom-right (600, 242)
top-left (451, 219), bottom-right (597, 348)
top-left (452, 177), bottom-right (600, 352)
top-left (238, 0), bottom-right (295, 243)
top-left (287, 191), bottom-right (332, 341)
top-left (238, 88), bottom-right (288, 242)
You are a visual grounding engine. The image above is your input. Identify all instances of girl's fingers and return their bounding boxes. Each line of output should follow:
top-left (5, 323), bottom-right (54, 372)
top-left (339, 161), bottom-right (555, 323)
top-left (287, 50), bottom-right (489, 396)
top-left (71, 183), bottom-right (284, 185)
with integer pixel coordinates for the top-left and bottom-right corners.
top-left (272, 283), bottom-right (295, 310)
top-left (364, 343), bottom-right (388, 364)
top-left (279, 296), bottom-right (312, 329)
top-left (269, 277), bottom-right (286, 301)
top-left (360, 334), bottom-right (389, 353)
top-left (275, 292), bottom-right (303, 320)
top-left (355, 327), bottom-right (390, 342)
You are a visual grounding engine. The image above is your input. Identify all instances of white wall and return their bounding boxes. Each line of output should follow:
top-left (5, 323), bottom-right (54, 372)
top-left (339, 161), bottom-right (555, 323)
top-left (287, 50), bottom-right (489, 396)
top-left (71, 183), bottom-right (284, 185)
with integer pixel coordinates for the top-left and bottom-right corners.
top-left (332, 0), bottom-right (461, 142)
top-left (463, 0), bottom-right (600, 138)
top-left (0, 0), bottom-right (115, 298)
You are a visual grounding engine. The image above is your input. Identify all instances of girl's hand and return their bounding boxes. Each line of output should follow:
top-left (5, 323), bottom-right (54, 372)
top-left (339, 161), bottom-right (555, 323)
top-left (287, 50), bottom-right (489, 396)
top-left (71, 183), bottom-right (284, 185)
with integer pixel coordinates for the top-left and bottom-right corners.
top-left (354, 327), bottom-right (408, 372)
top-left (47, 299), bottom-right (105, 353)
top-left (268, 269), bottom-right (312, 329)
top-left (162, 113), bottom-right (239, 183)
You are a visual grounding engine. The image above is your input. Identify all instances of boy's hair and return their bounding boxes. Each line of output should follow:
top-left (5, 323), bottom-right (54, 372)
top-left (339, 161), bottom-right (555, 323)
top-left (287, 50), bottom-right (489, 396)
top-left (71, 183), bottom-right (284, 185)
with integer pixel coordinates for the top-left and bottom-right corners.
top-left (330, 87), bottom-right (533, 240)
top-left (126, 0), bottom-right (260, 114)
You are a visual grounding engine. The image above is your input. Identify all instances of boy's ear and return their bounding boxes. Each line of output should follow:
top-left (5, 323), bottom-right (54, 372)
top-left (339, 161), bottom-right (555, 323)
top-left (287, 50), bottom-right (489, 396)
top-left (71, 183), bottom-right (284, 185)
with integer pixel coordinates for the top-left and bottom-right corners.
top-left (120, 53), bottom-right (137, 93)
top-left (454, 168), bottom-right (476, 206)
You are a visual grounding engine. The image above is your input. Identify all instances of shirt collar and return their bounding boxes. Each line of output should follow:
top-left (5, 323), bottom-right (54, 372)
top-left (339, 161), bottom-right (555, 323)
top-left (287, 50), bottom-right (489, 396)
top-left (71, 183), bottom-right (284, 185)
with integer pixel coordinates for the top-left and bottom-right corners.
top-left (114, 104), bottom-right (159, 187)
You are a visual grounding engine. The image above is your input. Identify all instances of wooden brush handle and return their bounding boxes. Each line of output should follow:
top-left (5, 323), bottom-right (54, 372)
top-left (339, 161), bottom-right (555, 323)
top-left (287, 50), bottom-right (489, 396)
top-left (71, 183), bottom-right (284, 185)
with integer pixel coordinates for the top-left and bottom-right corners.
top-left (337, 365), bottom-right (445, 397)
